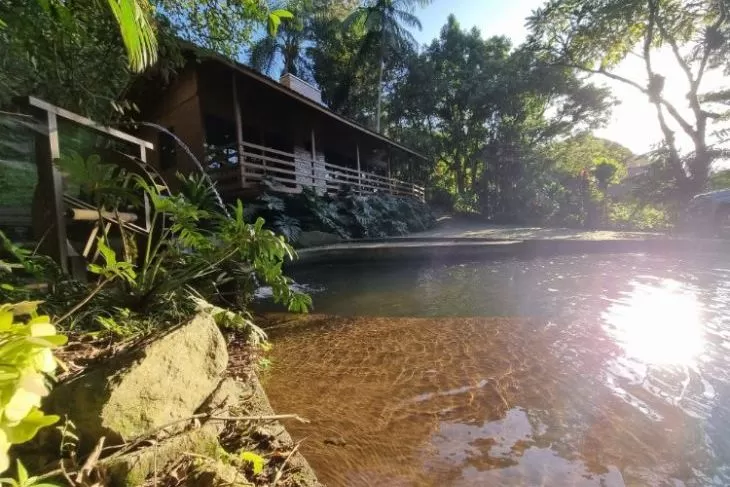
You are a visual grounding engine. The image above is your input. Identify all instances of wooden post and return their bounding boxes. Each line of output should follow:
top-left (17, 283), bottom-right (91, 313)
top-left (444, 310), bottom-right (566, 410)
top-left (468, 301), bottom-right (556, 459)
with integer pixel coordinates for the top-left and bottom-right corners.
top-left (33, 110), bottom-right (68, 273)
top-left (310, 129), bottom-right (317, 192)
top-left (387, 149), bottom-right (393, 195)
top-left (138, 145), bottom-right (152, 231)
top-left (232, 73), bottom-right (245, 185)
top-left (356, 144), bottom-right (362, 194)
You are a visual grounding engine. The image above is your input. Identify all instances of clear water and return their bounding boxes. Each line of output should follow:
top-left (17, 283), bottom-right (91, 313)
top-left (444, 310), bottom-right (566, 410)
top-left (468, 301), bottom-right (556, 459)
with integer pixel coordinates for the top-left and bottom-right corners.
top-left (262, 253), bottom-right (730, 486)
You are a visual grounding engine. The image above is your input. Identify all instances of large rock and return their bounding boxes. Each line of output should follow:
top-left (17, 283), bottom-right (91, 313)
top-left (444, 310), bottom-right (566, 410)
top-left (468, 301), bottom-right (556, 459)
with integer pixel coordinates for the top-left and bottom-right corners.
top-left (46, 312), bottom-right (228, 451)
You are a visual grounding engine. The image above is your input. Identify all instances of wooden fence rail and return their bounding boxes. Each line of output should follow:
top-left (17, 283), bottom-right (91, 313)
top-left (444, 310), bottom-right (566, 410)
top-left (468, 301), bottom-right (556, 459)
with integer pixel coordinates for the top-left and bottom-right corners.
top-left (206, 141), bottom-right (425, 200)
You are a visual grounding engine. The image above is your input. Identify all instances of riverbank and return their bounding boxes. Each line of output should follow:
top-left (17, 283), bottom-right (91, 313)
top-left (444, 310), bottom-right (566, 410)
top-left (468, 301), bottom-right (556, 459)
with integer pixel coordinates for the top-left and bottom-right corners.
top-left (294, 217), bottom-right (729, 265)
top-left (38, 313), bottom-right (322, 487)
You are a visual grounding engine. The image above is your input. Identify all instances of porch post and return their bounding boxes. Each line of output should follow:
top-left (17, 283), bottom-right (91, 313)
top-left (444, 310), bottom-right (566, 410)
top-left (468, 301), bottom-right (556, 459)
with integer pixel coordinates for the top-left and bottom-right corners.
top-left (387, 149), bottom-right (393, 195)
top-left (310, 129), bottom-right (317, 192)
top-left (356, 144), bottom-right (362, 194)
top-left (232, 72), bottom-right (245, 185)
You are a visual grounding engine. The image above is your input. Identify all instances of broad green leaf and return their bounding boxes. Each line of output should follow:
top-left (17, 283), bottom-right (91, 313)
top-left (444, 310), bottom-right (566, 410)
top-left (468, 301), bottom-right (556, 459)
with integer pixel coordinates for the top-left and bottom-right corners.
top-left (3, 408), bottom-right (59, 444)
top-left (10, 303), bottom-right (41, 317)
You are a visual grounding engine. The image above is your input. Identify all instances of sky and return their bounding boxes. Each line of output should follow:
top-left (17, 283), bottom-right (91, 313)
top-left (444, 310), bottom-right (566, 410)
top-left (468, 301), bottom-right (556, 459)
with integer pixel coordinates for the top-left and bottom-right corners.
top-left (408, 0), bottom-right (726, 157)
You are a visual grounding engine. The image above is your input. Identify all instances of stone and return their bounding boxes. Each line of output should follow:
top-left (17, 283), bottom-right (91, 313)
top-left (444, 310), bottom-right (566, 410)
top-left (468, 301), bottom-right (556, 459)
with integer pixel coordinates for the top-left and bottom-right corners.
top-left (45, 312), bottom-right (228, 452)
top-left (105, 425), bottom-right (221, 487)
top-left (185, 459), bottom-right (253, 487)
top-left (296, 231), bottom-right (342, 248)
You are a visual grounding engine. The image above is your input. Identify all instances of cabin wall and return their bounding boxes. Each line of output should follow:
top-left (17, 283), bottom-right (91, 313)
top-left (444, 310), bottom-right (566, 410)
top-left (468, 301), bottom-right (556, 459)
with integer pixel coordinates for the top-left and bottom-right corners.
top-left (136, 66), bottom-right (205, 186)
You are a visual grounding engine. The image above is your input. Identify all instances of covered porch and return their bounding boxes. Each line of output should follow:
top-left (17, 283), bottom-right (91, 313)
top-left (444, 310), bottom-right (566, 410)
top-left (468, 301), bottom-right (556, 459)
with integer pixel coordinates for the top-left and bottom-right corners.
top-left (194, 57), bottom-right (427, 201)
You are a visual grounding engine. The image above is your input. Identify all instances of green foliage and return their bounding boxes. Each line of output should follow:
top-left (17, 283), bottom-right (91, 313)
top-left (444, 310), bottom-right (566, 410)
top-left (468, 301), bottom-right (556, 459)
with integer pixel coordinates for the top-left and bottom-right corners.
top-left (87, 240), bottom-right (136, 285)
top-left (250, 1), bottom-right (311, 79)
top-left (155, 0), bottom-right (292, 58)
top-left (246, 188), bottom-right (436, 241)
top-left (528, 0), bottom-right (730, 197)
top-left (105, 0), bottom-right (158, 72)
top-left (609, 202), bottom-right (672, 231)
top-left (238, 451), bottom-right (265, 476)
top-left (342, 0), bottom-right (431, 130)
top-left (54, 153), bottom-right (310, 336)
top-left (176, 171), bottom-right (226, 217)
top-left (0, 302), bottom-right (66, 473)
top-left (710, 170), bottom-right (730, 190)
top-left (388, 15), bottom-right (615, 223)
top-left (0, 460), bottom-right (58, 487)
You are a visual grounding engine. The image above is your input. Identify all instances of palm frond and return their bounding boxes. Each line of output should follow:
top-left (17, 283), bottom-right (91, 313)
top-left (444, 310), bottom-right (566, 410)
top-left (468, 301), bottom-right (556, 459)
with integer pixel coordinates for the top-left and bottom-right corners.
top-left (393, 8), bottom-right (422, 30)
top-left (106, 0), bottom-right (158, 72)
top-left (249, 35), bottom-right (279, 75)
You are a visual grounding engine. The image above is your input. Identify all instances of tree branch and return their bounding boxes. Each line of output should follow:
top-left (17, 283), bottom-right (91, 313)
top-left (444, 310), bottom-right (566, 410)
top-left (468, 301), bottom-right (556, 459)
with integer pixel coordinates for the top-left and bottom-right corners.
top-left (553, 61), bottom-right (697, 138)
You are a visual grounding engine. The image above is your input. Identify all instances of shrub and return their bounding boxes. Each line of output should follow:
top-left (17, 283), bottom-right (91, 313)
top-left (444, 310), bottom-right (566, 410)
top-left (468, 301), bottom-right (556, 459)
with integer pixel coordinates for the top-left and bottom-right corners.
top-left (608, 202), bottom-right (673, 231)
top-left (245, 188), bottom-right (436, 242)
top-left (0, 302), bottom-right (65, 473)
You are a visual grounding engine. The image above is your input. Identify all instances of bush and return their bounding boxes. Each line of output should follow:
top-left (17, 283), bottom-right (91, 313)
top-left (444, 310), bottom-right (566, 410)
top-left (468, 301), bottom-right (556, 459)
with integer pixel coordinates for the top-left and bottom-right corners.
top-left (245, 187), bottom-right (436, 242)
top-left (0, 302), bottom-right (65, 473)
top-left (608, 202), bottom-right (673, 231)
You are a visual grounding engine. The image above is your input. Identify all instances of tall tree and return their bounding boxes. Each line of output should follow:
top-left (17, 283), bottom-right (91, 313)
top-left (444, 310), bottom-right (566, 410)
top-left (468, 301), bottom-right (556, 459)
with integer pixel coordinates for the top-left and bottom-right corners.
top-left (249, 1), bottom-right (312, 79)
top-left (344, 0), bottom-right (431, 132)
top-left (528, 0), bottom-right (730, 199)
top-left (248, 0), bottom-right (354, 80)
top-left (389, 15), bottom-right (614, 219)
top-left (309, 7), bottom-right (379, 124)
top-left (151, 1), bottom-right (292, 59)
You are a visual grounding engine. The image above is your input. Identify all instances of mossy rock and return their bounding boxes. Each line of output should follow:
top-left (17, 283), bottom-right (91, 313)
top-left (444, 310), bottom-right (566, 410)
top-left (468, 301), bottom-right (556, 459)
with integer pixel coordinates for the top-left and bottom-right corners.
top-left (45, 312), bottom-right (228, 452)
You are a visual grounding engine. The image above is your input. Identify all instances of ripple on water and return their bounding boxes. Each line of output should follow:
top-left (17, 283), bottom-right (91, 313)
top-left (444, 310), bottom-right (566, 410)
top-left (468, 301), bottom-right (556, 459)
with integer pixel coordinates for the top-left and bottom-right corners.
top-left (263, 314), bottom-right (716, 486)
top-left (259, 253), bottom-right (730, 486)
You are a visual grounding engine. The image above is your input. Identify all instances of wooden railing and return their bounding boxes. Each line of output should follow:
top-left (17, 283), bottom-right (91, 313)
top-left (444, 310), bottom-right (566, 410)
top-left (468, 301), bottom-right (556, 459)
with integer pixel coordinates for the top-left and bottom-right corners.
top-left (206, 141), bottom-right (425, 200)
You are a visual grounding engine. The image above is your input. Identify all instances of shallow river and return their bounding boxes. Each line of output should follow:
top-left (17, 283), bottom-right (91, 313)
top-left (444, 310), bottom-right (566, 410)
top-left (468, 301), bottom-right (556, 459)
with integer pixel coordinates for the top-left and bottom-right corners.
top-left (263, 252), bottom-right (730, 486)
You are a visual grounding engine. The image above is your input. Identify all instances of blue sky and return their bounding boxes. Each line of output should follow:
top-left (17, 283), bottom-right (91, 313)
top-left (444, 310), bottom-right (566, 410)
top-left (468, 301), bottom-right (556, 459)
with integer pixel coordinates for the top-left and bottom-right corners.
top-left (412, 0), bottom-right (543, 47)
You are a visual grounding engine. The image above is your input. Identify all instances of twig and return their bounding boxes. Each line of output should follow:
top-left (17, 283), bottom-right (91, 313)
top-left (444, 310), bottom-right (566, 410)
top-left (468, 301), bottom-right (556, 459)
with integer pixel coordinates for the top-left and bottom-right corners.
top-left (56, 278), bottom-right (112, 324)
top-left (79, 436), bottom-right (106, 477)
top-left (209, 414), bottom-right (308, 423)
top-left (40, 411), bottom-right (309, 479)
top-left (273, 441), bottom-right (302, 486)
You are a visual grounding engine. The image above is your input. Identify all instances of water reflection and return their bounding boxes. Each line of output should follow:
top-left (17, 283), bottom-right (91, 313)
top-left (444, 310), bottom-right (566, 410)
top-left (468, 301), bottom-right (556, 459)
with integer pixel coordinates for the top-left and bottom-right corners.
top-left (603, 278), bottom-right (705, 366)
top-left (263, 253), bottom-right (730, 486)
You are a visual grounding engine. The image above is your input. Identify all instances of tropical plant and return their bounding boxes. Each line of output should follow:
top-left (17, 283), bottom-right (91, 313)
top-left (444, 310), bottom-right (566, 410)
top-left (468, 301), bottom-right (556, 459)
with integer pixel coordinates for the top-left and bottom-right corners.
top-left (249, 1), bottom-right (311, 79)
top-left (245, 188), bottom-right (436, 241)
top-left (0, 302), bottom-right (66, 473)
top-left (56, 153), bottom-right (311, 321)
top-left (343, 0), bottom-right (431, 132)
top-left (105, 0), bottom-right (158, 72)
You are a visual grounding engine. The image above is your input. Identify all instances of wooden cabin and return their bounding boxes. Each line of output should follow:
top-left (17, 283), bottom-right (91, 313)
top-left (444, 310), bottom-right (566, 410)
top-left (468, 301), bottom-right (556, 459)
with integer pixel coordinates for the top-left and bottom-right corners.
top-left (131, 49), bottom-right (427, 200)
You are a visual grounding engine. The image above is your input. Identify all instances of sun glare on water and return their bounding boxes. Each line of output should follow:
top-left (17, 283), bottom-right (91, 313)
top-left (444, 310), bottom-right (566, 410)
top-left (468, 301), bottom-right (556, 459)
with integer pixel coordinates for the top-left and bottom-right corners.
top-left (602, 279), bottom-right (705, 366)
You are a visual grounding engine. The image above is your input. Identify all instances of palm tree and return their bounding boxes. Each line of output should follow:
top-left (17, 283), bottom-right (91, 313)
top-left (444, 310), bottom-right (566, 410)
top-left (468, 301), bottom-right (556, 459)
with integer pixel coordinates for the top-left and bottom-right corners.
top-left (249, 2), bottom-right (311, 80)
top-left (344, 0), bottom-right (430, 132)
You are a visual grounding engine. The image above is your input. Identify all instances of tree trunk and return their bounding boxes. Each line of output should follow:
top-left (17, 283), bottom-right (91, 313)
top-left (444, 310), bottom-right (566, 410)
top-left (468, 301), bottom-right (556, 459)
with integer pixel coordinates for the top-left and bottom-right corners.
top-left (376, 58), bottom-right (384, 133)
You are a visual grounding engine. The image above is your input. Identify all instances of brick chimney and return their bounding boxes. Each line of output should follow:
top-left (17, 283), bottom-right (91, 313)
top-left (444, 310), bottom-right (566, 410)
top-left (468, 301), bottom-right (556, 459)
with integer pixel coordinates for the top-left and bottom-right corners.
top-left (279, 73), bottom-right (323, 104)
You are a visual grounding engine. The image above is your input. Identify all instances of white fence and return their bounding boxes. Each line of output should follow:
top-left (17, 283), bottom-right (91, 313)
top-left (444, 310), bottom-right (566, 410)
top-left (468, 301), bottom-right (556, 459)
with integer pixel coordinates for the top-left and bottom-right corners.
top-left (207, 141), bottom-right (425, 200)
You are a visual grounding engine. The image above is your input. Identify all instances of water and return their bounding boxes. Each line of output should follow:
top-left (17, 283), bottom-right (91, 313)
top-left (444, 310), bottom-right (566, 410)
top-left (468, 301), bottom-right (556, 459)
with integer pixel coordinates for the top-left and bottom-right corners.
top-left (262, 253), bottom-right (730, 486)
